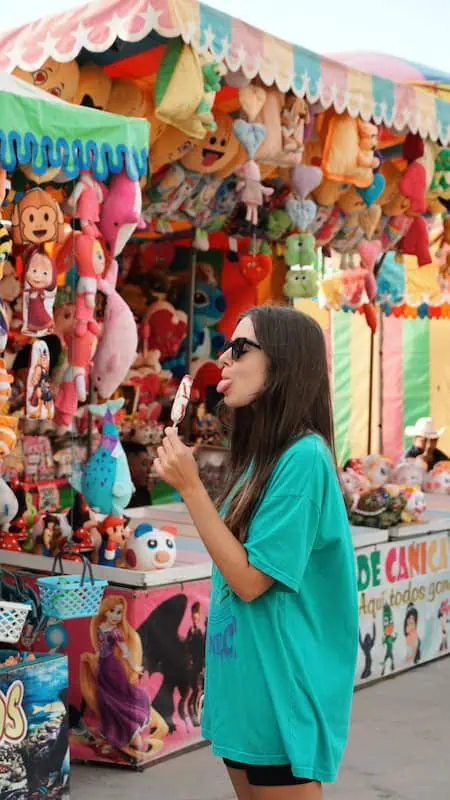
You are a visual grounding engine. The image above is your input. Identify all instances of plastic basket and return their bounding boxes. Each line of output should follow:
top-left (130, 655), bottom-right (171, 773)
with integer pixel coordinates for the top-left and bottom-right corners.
top-left (37, 556), bottom-right (108, 620)
top-left (0, 600), bottom-right (31, 644)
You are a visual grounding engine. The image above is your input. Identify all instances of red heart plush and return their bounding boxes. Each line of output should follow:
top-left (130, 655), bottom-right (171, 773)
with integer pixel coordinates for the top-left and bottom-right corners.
top-left (147, 308), bottom-right (187, 360)
top-left (401, 216), bottom-right (432, 266)
top-left (399, 163), bottom-right (426, 214)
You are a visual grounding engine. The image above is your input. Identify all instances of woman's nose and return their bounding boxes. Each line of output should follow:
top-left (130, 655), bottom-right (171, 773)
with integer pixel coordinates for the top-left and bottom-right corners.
top-left (218, 348), bottom-right (232, 368)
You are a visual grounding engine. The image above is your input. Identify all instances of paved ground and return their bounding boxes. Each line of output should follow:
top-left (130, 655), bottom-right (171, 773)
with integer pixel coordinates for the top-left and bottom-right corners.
top-left (72, 658), bottom-right (448, 799)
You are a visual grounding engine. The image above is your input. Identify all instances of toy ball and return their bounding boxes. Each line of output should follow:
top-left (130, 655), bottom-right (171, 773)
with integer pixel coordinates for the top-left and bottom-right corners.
top-left (126, 523), bottom-right (177, 571)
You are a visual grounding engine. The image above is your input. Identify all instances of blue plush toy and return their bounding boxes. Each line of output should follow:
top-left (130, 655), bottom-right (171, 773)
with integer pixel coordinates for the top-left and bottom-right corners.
top-left (71, 399), bottom-right (134, 516)
top-left (163, 280), bottom-right (226, 376)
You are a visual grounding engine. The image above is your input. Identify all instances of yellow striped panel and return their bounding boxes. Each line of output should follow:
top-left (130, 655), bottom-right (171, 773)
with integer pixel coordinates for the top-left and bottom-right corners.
top-left (429, 319), bottom-right (450, 456)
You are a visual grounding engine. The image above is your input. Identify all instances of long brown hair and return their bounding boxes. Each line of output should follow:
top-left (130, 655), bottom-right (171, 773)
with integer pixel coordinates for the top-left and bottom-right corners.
top-left (219, 305), bottom-right (335, 542)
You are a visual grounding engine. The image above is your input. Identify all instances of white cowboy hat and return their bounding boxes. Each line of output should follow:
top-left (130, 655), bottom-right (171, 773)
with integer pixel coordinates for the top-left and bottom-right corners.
top-left (404, 417), bottom-right (445, 439)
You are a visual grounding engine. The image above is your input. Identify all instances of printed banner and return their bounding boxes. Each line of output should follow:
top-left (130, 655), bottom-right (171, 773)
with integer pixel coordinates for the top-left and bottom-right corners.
top-left (356, 533), bottom-right (450, 685)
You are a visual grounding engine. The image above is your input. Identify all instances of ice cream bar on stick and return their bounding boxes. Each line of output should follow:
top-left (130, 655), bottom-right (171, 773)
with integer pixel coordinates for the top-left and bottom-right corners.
top-left (171, 375), bottom-right (193, 428)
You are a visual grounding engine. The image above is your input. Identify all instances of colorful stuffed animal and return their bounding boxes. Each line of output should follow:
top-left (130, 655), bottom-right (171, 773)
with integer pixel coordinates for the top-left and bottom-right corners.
top-left (14, 58), bottom-right (80, 102)
top-left (181, 111), bottom-right (245, 178)
top-left (218, 252), bottom-right (272, 340)
top-left (283, 267), bottom-right (318, 299)
top-left (91, 260), bottom-right (138, 399)
top-left (126, 523), bottom-right (177, 570)
top-left (67, 172), bottom-right (104, 237)
top-left (423, 462), bottom-right (450, 494)
top-left (284, 233), bottom-right (316, 267)
top-left (236, 160), bottom-right (274, 226)
top-left (74, 63), bottom-right (112, 110)
top-left (12, 190), bottom-right (65, 247)
top-left (361, 455), bottom-right (394, 487)
top-left (71, 399), bottom-right (134, 516)
top-left (392, 459), bottom-right (426, 488)
top-left (100, 171), bottom-right (145, 257)
top-left (144, 301), bottom-right (188, 362)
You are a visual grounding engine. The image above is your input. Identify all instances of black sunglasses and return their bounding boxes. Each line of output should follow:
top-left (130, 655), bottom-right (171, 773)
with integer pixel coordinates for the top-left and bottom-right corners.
top-left (221, 337), bottom-right (262, 360)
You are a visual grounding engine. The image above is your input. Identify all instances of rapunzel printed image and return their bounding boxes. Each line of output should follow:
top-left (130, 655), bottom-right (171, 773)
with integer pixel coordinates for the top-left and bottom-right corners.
top-left (79, 595), bottom-right (168, 760)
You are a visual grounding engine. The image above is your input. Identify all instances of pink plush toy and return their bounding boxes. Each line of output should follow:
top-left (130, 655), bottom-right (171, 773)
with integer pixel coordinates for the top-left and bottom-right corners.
top-left (91, 260), bottom-right (138, 399)
top-left (67, 171), bottom-right (103, 237)
top-left (236, 160), bottom-right (274, 226)
top-left (74, 232), bottom-right (106, 338)
top-left (99, 171), bottom-right (146, 257)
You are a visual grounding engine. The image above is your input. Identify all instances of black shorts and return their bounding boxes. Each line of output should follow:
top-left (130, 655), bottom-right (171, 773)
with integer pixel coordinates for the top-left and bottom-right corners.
top-left (223, 758), bottom-right (315, 787)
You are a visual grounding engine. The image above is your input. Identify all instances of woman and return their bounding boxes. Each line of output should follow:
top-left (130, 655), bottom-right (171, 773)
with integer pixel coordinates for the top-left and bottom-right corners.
top-left (155, 306), bottom-right (358, 799)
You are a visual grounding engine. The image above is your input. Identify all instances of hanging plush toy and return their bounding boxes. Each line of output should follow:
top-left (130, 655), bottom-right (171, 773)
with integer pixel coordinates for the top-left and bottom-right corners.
top-left (91, 260), bottom-right (138, 399)
top-left (22, 247), bottom-right (57, 337)
top-left (284, 267), bottom-right (318, 299)
top-left (99, 171), bottom-right (145, 256)
top-left (233, 120), bottom-right (274, 227)
top-left (0, 359), bottom-right (17, 458)
top-left (12, 189), bottom-right (65, 247)
top-left (71, 399), bottom-right (134, 516)
top-left (0, 224), bottom-right (12, 280)
top-left (284, 233), bottom-right (316, 267)
top-left (67, 171), bottom-right (104, 236)
top-left (26, 339), bottom-right (55, 421)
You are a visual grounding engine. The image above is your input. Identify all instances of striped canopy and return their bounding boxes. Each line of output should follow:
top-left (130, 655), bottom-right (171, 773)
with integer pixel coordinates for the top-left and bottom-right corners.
top-left (1, 0), bottom-right (450, 143)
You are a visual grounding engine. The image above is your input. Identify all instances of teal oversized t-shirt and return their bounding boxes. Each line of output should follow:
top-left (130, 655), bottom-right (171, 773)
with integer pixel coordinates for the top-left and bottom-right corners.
top-left (201, 434), bottom-right (358, 783)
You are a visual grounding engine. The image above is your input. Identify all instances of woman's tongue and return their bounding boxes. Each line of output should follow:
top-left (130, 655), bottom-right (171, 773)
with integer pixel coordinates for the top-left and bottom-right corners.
top-left (217, 378), bottom-right (232, 394)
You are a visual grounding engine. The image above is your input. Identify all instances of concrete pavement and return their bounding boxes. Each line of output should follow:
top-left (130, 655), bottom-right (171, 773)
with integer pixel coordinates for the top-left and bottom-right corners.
top-left (72, 658), bottom-right (449, 799)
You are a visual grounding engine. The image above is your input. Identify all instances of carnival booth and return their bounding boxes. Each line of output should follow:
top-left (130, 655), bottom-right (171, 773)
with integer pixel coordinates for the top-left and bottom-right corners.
top-left (0, 0), bottom-right (450, 776)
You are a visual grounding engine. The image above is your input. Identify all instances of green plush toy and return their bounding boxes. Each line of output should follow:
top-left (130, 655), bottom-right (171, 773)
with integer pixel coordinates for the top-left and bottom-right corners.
top-left (283, 267), bottom-right (318, 299)
top-left (267, 209), bottom-right (292, 241)
top-left (284, 233), bottom-right (316, 267)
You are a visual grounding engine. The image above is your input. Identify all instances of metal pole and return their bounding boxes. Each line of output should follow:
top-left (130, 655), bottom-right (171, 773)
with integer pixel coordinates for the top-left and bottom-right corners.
top-left (367, 329), bottom-right (375, 455)
top-left (378, 307), bottom-right (384, 454)
top-left (184, 241), bottom-right (197, 440)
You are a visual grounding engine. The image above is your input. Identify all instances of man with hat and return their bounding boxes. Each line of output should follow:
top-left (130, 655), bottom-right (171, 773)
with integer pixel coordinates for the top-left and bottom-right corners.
top-left (404, 417), bottom-right (448, 471)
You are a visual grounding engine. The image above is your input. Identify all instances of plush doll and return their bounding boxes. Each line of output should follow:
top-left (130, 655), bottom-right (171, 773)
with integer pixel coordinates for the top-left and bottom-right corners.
top-left (361, 455), bottom-right (394, 487)
top-left (423, 462), bottom-right (450, 494)
top-left (284, 267), bottom-right (318, 299)
top-left (400, 217), bottom-right (432, 267)
top-left (155, 39), bottom-right (224, 138)
top-left (21, 247), bottom-right (57, 337)
top-left (0, 359), bottom-right (17, 457)
top-left (14, 58), bottom-right (80, 102)
top-left (246, 88), bottom-right (306, 167)
top-left (107, 79), bottom-right (149, 118)
top-left (97, 516), bottom-right (130, 568)
top-left (26, 339), bottom-right (54, 421)
top-left (99, 171), bottom-right (145, 257)
top-left (71, 399), bottom-right (134, 516)
top-left (181, 111), bottom-right (245, 178)
top-left (0, 478), bottom-right (19, 538)
top-left (12, 189), bottom-right (65, 247)
top-left (126, 524), bottom-right (177, 571)
top-left (145, 301), bottom-right (188, 361)
top-left (321, 112), bottom-right (379, 188)
top-left (218, 251), bottom-right (272, 340)
top-left (284, 233), bottom-right (316, 267)
top-left (91, 260), bottom-right (138, 399)
top-left (74, 62), bottom-right (112, 109)
top-left (232, 120), bottom-right (274, 227)
top-left (72, 232), bottom-right (105, 339)
top-left (32, 510), bottom-right (72, 557)
top-left (67, 172), bottom-right (104, 236)
top-left (0, 224), bottom-right (12, 281)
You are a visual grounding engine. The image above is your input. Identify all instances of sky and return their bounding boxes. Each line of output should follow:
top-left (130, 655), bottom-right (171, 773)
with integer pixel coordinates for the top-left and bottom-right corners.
top-left (1, 0), bottom-right (450, 74)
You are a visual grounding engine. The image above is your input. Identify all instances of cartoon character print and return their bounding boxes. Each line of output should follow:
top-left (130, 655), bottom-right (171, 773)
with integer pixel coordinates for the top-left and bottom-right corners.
top-left (438, 599), bottom-right (450, 653)
top-left (359, 622), bottom-right (376, 680)
top-left (12, 189), bottom-right (65, 246)
top-left (404, 602), bottom-right (421, 666)
top-left (79, 595), bottom-right (168, 760)
top-left (22, 247), bottom-right (57, 336)
top-left (381, 603), bottom-right (397, 676)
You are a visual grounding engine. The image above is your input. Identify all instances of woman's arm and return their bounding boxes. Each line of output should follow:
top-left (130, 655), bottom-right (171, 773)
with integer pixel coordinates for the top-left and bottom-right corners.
top-left (155, 428), bottom-right (273, 602)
